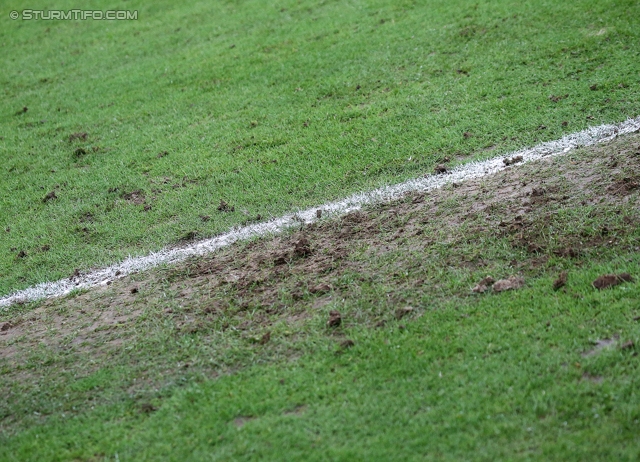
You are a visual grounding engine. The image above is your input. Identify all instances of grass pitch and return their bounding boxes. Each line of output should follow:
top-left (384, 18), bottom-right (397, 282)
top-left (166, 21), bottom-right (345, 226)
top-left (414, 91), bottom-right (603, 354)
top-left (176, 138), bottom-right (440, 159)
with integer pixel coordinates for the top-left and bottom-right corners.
top-left (2, 133), bottom-right (640, 460)
top-left (1, 0), bottom-right (640, 296)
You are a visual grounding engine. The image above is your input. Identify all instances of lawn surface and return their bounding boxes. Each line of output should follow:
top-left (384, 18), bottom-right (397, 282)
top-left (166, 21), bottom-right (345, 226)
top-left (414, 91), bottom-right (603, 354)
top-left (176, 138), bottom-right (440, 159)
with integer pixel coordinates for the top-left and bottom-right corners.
top-left (2, 133), bottom-right (639, 460)
top-left (1, 0), bottom-right (640, 296)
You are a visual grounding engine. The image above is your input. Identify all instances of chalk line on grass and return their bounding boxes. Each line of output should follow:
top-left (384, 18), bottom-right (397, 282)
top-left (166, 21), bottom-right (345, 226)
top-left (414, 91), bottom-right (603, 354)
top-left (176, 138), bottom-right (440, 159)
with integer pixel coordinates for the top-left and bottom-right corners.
top-left (2, 116), bottom-right (639, 308)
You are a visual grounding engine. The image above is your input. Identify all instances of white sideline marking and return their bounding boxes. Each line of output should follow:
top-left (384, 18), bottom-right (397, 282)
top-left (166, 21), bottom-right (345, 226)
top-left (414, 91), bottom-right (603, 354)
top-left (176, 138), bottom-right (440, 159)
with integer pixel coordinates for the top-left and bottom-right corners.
top-left (2, 117), bottom-right (639, 308)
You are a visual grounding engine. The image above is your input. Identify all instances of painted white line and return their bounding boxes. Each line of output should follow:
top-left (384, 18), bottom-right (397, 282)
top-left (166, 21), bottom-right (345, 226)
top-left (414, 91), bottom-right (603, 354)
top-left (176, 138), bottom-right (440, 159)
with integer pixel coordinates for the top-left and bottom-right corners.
top-left (2, 117), bottom-right (639, 308)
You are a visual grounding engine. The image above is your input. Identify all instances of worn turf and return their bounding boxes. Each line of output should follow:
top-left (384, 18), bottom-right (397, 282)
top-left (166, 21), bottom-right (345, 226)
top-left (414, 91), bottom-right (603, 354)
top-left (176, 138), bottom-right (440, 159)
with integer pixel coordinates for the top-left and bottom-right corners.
top-left (2, 133), bottom-right (639, 460)
top-left (1, 0), bottom-right (640, 296)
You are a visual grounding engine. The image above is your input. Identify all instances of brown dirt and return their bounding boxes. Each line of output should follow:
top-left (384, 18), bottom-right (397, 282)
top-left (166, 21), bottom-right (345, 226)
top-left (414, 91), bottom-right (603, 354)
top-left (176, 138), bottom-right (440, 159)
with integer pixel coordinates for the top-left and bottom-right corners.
top-left (592, 273), bottom-right (634, 290)
top-left (122, 190), bottom-right (146, 205)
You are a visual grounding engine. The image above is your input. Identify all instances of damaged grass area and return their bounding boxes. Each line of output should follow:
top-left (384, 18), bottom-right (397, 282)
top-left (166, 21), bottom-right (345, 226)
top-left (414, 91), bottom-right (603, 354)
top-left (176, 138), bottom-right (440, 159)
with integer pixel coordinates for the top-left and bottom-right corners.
top-left (1, 134), bottom-right (640, 460)
top-left (2, 0), bottom-right (640, 296)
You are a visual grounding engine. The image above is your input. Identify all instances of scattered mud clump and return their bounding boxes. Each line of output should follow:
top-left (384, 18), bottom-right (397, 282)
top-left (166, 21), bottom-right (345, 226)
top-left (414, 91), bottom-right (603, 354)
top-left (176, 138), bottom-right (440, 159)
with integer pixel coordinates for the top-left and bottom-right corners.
top-left (327, 310), bottom-right (342, 328)
top-left (16, 250), bottom-right (27, 259)
top-left (0, 322), bottom-right (12, 332)
top-left (293, 237), bottom-right (311, 257)
top-left (259, 331), bottom-right (271, 345)
top-left (42, 190), bottom-right (57, 203)
top-left (592, 273), bottom-right (633, 290)
top-left (434, 164), bottom-right (449, 174)
top-left (157, 151), bottom-right (169, 158)
top-left (199, 215), bottom-right (211, 222)
top-left (503, 155), bottom-right (523, 166)
top-left (553, 271), bottom-right (567, 291)
top-left (122, 190), bottom-right (145, 205)
top-left (218, 200), bottom-right (235, 212)
top-left (73, 147), bottom-right (87, 158)
top-left (463, 131), bottom-right (473, 139)
top-left (492, 276), bottom-right (525, 293)
top-left (130, 286), bottom-right (139, 294)
top-left (472, 276), bottom-right (495, 293)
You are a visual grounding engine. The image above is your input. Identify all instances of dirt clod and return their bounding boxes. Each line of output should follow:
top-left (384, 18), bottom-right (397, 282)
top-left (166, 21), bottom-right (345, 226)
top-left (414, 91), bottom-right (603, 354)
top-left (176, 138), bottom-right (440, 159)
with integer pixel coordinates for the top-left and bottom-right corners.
top-left (293, 238), bottom-right (311, 257)
top-left (157, 151), bottom-right (169, 158)
top-left (73, 147), bottom-right (87, 158)
top-left (218, 200), bottom-right (235, 212)
top-left (434, 164), bottom-right (449, 174)
top-left (316, 209), bottom-right (322, 218)
top-left (553, 271), bottom-right (567, 291)
top-left (0, 322), bottom-right (12, 332)
top-left (327, 310), bottom-right (342, 328)
top-left (472, 276), bottom-right (495, 293)
top-left (130, 286), bottom-right (139, 294)
top-left (492, 276), bottom-right (525, 293)
top-left (16, 250), bottom-right (27, 259)
top-left (42, 191), bottom-right (57, 202)
top-left (199, 215), bottom-right (211, 222)
top-left (463, 132), bottom-right (473, 139)
top-left (122, 190), bottom-right (145, 205)
top-left (592, 273), bottom-right (634, 290)
top-left (503, 155), bottom-right (523, 166)
top-left (259, 331), bottom-right (271, 345)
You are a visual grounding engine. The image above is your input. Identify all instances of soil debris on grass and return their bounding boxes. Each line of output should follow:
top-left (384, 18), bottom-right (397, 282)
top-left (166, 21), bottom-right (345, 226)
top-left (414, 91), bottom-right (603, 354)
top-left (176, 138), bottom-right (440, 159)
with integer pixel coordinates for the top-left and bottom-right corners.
top-left (553, 271), bottom-right (568, 291)
top-left (503, 155), bottom-right (523, 166)
top-left (259, 331), bottom-right (271, 345)
top-left (327, 310), bottom-right (342, 328)
top-left (42, 191), bottom-right (57, 202)
top-left (73, 147), bottom-right (87, 158)
top-left (472, 276), bottom-right (495, 293)
top-left (122, 190), bottom-right (145, 205)
top-left (2, 132), bottom-right (640, 443)
top-left (293, 237), bottom-right (311, 257)
top-left (492, 276), bottom-right (525, 293)
top-left (218, 200), bottom-right (235, 212)
top-left (592, 273), bottom-right (633, 290)
top-left (434, 164), bottom-right (449, 174)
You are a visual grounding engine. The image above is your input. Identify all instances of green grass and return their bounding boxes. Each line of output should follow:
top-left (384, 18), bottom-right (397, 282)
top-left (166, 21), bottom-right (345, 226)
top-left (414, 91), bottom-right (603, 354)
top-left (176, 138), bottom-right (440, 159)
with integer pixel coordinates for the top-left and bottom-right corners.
top-left (2, 135), bottom-right (640, 460)
top-left (2, 0), bottom-right (640, 296)
top-left (2, 262), bottom-right (639, 460)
